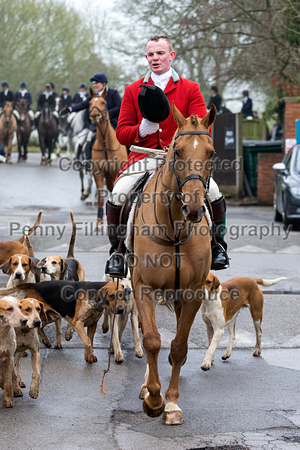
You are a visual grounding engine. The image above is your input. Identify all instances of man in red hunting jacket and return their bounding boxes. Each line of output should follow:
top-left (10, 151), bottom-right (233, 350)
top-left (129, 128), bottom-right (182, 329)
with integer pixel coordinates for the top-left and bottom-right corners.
top-left (105, 35), bottom-right (229, 277)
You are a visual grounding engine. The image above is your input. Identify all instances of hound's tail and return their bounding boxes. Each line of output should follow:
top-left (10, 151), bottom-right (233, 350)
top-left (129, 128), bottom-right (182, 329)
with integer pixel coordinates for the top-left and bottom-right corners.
top-left (0, 283), bottom-right (35, 297)
top-left (19, 210), bottom-right (43, 243)
top-left (67, 210), bottom-right (76, 258)
top-left (254, 277), bottom-right (287, 287)
top-left (25, 235), bottom-right (35, 257)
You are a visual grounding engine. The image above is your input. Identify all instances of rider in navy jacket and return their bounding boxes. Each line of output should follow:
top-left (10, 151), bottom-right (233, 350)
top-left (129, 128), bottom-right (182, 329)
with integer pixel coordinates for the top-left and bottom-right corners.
top-left (14, 82), bottom-right (33, 109)
top-left (60, 73), bottom-right (122, 130)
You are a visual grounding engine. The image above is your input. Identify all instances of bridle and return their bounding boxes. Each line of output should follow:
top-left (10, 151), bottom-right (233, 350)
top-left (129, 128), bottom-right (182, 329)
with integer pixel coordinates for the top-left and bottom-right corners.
top-left (160, 130), bottom-right (215, 206)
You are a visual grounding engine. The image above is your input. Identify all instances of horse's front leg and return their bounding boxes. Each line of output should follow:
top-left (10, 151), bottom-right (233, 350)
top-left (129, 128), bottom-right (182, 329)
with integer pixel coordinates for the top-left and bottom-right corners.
top-left (164, 299), bottom-right (201, 425)
top-left (6, 134), bottom-right (13, 163)
top-left (135, 281), bottom-right (165, 418)
top-left (39, 137), bottom-right (46, 164)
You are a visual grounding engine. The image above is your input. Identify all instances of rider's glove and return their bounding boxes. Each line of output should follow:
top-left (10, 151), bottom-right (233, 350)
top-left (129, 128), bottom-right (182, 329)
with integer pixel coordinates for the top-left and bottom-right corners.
top-left (60, 106), bottom-right (71, 116)
top-left (139, 118), bottom-right (159, 139)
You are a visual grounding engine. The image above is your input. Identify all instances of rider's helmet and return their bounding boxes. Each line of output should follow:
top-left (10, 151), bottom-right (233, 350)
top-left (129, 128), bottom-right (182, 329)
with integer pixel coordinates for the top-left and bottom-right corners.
top-left (90, 73), bottom-right (108, 84)
top-left (62, 86), bottom-right (69, 92)
top-left (138, 84), bottom-right (170, 123)
top-left (45, 83), bottom-right (51, 90)
top-left (1, 80), bottom-right (9, 88)
top-left (79, 83), bottom-right (88, 89)
top-left (20, 81), bottom-right (27, 88)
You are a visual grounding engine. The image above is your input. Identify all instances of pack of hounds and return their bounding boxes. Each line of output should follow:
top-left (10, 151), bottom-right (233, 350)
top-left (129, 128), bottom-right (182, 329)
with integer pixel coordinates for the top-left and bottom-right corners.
top-left (0, 211), bottom-right (286, 408)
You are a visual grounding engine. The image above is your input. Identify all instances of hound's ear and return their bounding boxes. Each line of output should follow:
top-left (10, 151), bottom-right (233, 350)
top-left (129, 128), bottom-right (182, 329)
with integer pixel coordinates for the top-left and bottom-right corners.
top-left (60, 259), bottom-right (68, 275)
top-left (206, 271), bottom-right (220, 291)
top-left (211, 273), bottom-right (220, 291)
top-left (38, 302), bottom-right (47, 322)
top-left (201, 104), bottom-right (217, 129)
top-left (0, 258), bottom-right (12, 275)
top-left (37, 257), bottom-right (46, 268)
top-left (89, 87), bottom-right (94, 98)
top-left (96, 286), bottom-right (109, 308)
top-left (29, 258), bottom-right (37, 274)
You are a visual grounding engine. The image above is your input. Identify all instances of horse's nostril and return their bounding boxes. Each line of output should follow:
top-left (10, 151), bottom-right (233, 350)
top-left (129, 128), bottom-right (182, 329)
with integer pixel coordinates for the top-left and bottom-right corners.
top-left (181, 205), bottom-right (190, 217)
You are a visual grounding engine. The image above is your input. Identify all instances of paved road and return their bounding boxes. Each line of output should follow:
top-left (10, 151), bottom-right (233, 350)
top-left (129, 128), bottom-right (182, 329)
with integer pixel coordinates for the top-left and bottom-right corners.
top-left (0, 152), bottom-right (300, 449)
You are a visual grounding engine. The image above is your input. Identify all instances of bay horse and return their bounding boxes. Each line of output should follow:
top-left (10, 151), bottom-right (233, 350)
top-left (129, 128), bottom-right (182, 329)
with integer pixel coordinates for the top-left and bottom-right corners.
top-left (15, 99), bottom-right (31, 162)
top-left (0, 101), bottom-right (17, 164)
top-left (131, 103), bottom-right (217, 425)
top-left (37, 102), bottom-right (58, 165)
top-left (89, 87), bottom-right (127, 228)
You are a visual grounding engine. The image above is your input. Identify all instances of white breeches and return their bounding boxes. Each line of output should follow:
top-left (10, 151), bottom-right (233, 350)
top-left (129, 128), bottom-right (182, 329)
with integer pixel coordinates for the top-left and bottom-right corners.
top-left (76, 128), bottom-right (89, 147)
top-left (110, 156), bottom-right (221, 206)
top-left (67, 111), bottom-right (77, 124)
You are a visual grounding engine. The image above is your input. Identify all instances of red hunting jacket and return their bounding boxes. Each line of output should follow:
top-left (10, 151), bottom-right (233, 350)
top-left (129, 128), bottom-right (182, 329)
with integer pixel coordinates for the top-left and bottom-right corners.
top-left (116, 70), bottom-right (208, 176)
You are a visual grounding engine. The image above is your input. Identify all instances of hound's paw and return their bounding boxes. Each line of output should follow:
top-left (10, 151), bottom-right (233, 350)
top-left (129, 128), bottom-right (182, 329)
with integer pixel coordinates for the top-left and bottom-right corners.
top-left (54, 342), bottom-right (63, 349)
top-left (222, 353), bottom-right (231, 360)
top-left (43, 340), bottom-right (52, 348)
top-left (3, 396), bottom-right (13, 408)
top-left (135, 348), bottom-right (144, 358)
top-left (65, 331), bottom-right (73, 341)
top-left (20, 380), bottom-right (26, 388)
top-left (86, 353), bottom-right (97, 364)
top-left (201, 361), bottom-right (211, 371)
top-left (13, 388), bottom-right (23, 397)
top-left (29, 388), bottom-right (39, 399)
top-left (253, 349), bottom-right (261, 357)
top-left (114, 351), bottom-right (124, 364)
top-left (102, 324), bottom-right (109, 334)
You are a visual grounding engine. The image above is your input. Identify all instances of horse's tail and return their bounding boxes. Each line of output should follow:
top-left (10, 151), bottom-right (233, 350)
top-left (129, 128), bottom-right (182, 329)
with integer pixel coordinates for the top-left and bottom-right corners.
top-left (67, 210), bottom-right (77, 258)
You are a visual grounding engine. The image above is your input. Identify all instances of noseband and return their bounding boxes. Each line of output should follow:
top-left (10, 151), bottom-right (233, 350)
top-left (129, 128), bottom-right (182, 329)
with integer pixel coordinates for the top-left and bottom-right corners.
top-left (90, 103), bottom-right (107, 123)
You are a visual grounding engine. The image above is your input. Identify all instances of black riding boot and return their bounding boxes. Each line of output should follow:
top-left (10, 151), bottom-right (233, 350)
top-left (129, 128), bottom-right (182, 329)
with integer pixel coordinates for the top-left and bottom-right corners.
top-left (211, 195), bottom-right (230, 270)
top-left (105, 201), bottom-right (127, 278)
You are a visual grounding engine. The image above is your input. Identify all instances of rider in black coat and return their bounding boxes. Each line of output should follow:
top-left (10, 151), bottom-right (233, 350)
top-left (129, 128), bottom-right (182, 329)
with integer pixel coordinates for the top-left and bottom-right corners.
top-left (14, 82), bottom-right (35, 129)
top-left (60, 86), bottom-right (72, 109)
top-left (0, 81), bottom-right (14, 108)
top-left (72, 83), bottom-right (88, 105)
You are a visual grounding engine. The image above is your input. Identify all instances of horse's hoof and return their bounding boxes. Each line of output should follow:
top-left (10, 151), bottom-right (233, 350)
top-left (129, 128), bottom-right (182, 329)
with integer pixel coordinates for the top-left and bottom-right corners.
top-left (6, 158), bottom-right (12, 164)
top-left (168, 353), bottom-right (187, 367)
top-left (41, 158), bottom-right (46, 166)
top-left (162, 410), bottom-right (184, 425)
top-left (143, 394), bottom-right (165, 418)
top-left (51, 153), bottom-right (57, 161)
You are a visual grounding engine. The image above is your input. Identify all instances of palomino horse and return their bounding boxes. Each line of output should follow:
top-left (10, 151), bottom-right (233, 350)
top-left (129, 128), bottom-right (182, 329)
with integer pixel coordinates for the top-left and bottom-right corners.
top-left (15, 99), bottom-right (31, 162)
top-left (89, 87), bottom-right (127, 228)
top-left (37, 102), bottom-right (58, 165)
top-left (131, 103), bottom-right (217, 425)
top-left (0, 101), bottom-right (17, 163)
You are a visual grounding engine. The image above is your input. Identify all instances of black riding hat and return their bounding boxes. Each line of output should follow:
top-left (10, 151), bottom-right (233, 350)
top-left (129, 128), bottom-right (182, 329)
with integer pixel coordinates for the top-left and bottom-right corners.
top-left (138, 84), bottom-right (170, 123)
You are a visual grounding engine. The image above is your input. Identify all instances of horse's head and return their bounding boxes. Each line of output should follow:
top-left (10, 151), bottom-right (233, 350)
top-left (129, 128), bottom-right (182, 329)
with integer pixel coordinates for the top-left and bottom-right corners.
top-left (169, 103), bottom-right (217, 223)
top-left (41, 102), bottom-right (53, 127)
top-left (3, 101), bottom-right (14, 125)
top-left (17, 99), bottom-right (28, 121)
top-left (89, 87), bottom-right (108, 124)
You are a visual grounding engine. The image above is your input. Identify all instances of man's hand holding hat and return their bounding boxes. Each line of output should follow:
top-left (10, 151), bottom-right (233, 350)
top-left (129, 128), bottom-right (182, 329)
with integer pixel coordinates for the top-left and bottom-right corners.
top-left (139, 118), bottom-right (159, 138)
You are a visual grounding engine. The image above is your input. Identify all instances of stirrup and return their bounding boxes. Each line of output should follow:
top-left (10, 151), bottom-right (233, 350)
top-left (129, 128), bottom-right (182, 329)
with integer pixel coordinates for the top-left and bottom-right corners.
top-left (105, 252), bottom-right (128, 278)
top-left (211, 243), bottom-right (230, 271)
